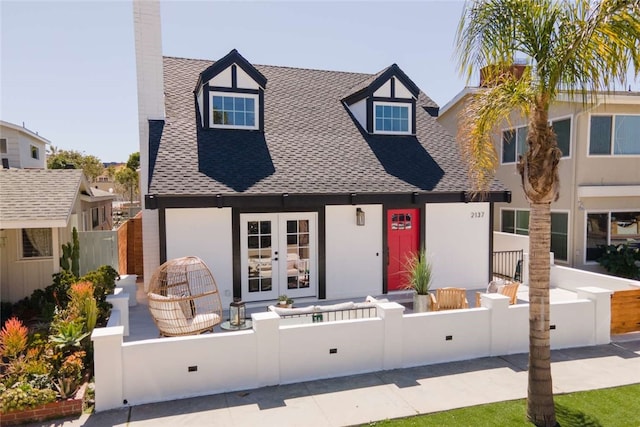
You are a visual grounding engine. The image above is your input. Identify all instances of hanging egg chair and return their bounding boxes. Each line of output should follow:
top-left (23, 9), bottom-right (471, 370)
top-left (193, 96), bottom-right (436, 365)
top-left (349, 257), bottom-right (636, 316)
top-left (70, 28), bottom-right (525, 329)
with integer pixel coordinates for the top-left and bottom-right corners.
top-left (147, 256), bottom-right (223, 337)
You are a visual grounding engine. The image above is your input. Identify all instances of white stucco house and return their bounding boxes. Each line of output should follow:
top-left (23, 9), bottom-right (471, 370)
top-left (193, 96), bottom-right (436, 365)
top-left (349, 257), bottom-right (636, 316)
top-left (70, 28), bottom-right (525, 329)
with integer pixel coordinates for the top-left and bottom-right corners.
top-left (134, 2), bottom-right (510, 308)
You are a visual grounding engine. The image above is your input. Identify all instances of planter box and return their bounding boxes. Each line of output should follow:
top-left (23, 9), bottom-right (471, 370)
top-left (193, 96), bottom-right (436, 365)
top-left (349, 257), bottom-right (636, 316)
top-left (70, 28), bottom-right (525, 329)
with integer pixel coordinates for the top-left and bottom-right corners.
top-left (0, 382), bottom-right (87, 426)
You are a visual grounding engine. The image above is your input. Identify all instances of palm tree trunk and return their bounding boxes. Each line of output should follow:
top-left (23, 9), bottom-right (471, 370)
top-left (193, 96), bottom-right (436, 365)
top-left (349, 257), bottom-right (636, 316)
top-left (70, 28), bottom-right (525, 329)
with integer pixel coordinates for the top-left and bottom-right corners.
top-left (520, 102), bottom-right (559, 426)
top-left (527, 201), bottom-right (556, 426)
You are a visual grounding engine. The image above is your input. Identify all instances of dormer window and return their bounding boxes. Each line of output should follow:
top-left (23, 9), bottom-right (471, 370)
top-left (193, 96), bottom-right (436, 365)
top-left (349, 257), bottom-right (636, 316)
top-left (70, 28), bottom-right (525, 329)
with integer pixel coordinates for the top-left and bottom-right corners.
top-left (374, 102), bottom-right (410, 134)
top-left (210, 93), bottom-right (258, 129)
top-left (342, 64), bottom-right (420, 136)
top-left (195, 49), bottom-right (267, 132)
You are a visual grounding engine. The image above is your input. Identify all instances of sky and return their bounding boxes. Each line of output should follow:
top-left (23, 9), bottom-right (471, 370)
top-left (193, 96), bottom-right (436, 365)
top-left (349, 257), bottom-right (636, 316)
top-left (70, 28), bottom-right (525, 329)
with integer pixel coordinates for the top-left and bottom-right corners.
top-left (1, 0), bottom-right (472, 163)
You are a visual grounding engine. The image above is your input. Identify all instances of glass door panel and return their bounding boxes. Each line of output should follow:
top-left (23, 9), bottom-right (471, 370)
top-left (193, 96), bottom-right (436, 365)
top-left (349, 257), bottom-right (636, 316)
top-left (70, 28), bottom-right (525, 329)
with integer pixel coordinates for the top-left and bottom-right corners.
top-left (241, 212), bottom-right (317, 302)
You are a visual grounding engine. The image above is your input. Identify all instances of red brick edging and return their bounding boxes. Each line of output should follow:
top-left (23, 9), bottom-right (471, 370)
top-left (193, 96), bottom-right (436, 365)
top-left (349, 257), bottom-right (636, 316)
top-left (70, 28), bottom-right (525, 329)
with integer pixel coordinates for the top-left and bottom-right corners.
top-left (0, 382), bottom-right (87, 426)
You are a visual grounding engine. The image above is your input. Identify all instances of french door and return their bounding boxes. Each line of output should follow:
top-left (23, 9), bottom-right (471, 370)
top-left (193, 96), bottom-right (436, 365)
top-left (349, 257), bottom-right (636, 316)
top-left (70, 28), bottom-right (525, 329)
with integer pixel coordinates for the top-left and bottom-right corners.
top-left (240, 212), bottom-right (317, 302)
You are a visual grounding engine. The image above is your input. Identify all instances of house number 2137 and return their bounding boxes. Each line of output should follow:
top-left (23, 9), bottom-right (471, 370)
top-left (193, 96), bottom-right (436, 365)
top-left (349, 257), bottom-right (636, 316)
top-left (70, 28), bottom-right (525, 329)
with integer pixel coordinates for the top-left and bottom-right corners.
top-left (471, 211), bottom-right (484, 218)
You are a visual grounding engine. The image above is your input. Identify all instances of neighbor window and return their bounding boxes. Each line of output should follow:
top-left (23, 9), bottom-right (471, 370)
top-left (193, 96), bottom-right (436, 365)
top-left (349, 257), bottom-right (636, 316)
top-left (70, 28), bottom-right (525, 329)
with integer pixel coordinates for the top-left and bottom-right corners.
top-left (92, 207), bottom-right (99, 228)
top-left (589, 115), bottom-right (640, 155)
top-left (21, 228), bottom-right (53, 258)
top-left (552, 118), bottom-right (571, 157)
top-left (374, 103), bottom-right (410, 134)
top-left (210, 93), bottom-right (257, 129)
top-left (501, 126), bottom-right (528, 163)
top-left (30, 145), bottom-right (39, 160)
top-left (503, 118), bottom-right (571, 163)
top-left (502, 209), bottom-right (568, 261)
top-left (0, 138), bottom-right (7, 154)
top-left (586, 211), bottom-right (640, 262)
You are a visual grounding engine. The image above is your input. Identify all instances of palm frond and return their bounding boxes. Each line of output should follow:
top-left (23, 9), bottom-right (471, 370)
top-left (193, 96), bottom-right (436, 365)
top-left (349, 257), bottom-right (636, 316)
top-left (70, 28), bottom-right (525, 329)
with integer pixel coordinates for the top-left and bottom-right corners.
top-left (457, 71), bottom-right (533, 194)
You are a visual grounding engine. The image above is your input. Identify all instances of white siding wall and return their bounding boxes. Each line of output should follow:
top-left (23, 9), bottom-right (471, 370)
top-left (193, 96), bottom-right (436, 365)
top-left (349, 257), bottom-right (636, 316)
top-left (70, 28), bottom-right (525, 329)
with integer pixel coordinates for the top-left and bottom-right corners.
top-left (236, 66), bottom-right (260, 90)
top-left (373, 80), bottom-right (391, 97)
top-left (18, 138), bottom-right (46, 169)
top-left (165, 208), bottom-right (234, 307)
top-left (425, 203), bottom-right (490, 289)
top-left (197, 87), bottom-right (203, 126)
top-left (325, 205), bottom-right (383, 299)
top-left (394, 80), bottom-right (413, 98)
top-left (209, 67), bottom-right (231, 87)
top-left (348, 99), bottom-right (367, 130)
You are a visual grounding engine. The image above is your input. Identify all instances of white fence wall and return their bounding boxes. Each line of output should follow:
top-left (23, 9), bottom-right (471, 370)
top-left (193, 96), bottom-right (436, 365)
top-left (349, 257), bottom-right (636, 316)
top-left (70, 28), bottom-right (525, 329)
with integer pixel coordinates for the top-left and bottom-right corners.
top-left (93, 287), bottom-right (611, 412)
top-left (551, 264), bottom-right (640, 292)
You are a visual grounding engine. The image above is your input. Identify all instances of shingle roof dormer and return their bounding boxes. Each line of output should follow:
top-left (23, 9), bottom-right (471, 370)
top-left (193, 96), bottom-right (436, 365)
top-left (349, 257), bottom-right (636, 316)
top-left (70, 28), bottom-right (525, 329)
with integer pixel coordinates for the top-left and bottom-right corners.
top-left (342, 64), bottom-right (423, 135)
top-left (195, 49), bottom-right (267, 131)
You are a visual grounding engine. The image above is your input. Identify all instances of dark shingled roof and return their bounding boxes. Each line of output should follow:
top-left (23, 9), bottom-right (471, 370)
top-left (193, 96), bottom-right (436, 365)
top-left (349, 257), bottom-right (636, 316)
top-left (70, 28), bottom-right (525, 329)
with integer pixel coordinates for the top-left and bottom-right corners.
top-left (149, 56), bottom-right (507, 196)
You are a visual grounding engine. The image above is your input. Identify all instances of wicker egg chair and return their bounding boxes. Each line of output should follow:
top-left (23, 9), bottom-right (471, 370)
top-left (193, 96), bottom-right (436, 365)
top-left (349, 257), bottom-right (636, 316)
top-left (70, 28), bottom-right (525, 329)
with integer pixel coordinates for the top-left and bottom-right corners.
top-left (147, 256), bottom-right (223, 337)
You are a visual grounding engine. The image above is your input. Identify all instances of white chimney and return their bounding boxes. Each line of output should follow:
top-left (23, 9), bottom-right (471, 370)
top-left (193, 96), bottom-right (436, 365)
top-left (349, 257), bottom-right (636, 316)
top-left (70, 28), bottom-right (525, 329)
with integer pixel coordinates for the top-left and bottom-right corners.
top-left (133, 0), bottom-right (165, 288)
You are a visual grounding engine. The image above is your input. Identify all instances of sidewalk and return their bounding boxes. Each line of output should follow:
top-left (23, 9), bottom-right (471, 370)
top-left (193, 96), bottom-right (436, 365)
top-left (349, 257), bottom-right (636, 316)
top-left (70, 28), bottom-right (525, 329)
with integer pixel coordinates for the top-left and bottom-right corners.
top-left (29, 335), bottom-right (640, 427)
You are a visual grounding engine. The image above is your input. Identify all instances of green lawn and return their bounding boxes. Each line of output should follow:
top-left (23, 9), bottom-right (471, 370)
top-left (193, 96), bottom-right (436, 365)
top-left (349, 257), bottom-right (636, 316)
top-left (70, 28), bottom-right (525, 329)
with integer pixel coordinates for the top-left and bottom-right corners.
top-left (368, 384), bottom-right (640, 427)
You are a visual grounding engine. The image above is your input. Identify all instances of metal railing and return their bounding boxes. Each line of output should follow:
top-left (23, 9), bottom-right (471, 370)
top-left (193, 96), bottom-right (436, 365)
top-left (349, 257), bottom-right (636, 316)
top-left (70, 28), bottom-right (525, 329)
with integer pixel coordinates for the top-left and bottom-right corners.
top-left (275, 306), bottom-right (378, 323)
top-left (492, 249), bottom-right (523, 281)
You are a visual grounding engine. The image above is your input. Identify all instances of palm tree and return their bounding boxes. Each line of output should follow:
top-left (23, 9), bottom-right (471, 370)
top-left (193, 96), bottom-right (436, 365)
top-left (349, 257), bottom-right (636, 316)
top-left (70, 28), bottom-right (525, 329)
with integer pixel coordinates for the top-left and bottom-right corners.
top-left (455, 1), bottom-right (639, 425)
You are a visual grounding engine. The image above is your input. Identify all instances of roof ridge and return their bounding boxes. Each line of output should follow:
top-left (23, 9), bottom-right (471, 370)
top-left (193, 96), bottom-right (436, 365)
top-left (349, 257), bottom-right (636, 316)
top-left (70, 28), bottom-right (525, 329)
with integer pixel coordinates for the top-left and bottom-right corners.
top-left (163, 55), bottom-right (375, 77)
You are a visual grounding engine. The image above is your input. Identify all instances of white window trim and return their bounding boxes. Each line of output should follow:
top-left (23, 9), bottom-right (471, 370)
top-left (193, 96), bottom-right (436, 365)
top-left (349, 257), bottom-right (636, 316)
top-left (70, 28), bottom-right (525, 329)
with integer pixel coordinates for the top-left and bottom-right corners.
top-left (587, 113), bottom-right (640, 157)
top-left (209, 91), bottom-right (259, 130)
top-left (30, 145), bottom-right (39, 160)
top-left (19, 228), bottom-right (53, 260)
top-left (500, 207), bottom-right (569, 262)
top-left (373, 101), bottom-right (412, 135)
top-left (499, 207), bottom-right (530, 235)
top-left (584, 209), bottom-right (640, 264)
top-left (500, 125), bottom-right (528, 165)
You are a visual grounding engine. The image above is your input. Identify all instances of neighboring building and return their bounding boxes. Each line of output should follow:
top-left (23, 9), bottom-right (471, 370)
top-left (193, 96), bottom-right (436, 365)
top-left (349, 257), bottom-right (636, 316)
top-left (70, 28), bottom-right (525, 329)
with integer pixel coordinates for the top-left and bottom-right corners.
top-left (438, 75), bottom-right (640, 272)
top-left (82, 187), bottom-right (115, 231)
top-left (0, 169), bottom-right (85, 301)
top-left (0, 120), bottom-right (49, 169)
top-left (0, 120), bottom-right (117, 301)
top-left (134, 2), bottom-right (509, 307)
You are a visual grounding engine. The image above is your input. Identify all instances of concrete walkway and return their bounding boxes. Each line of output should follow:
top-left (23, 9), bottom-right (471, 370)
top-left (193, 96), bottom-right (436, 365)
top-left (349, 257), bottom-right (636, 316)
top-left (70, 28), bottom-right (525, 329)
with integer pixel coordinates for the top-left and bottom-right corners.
top-left (29, 334), bottom-right (640, 427)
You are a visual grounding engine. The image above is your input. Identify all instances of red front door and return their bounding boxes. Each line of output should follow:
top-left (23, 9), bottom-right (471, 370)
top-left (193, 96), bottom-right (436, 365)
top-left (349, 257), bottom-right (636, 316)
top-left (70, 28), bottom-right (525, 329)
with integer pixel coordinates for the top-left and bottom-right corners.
top-left (387, 209), bottom-right (420, 291)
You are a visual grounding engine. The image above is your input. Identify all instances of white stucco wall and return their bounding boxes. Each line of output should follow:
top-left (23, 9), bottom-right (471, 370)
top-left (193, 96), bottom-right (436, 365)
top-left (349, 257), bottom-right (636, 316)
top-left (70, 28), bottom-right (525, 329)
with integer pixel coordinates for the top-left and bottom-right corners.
top-left (325, 205), bottom-right (383, 299)
top-left (165, 208), bottom-right (234, 306)
top-left (425, 202), bottom-right (490, 289)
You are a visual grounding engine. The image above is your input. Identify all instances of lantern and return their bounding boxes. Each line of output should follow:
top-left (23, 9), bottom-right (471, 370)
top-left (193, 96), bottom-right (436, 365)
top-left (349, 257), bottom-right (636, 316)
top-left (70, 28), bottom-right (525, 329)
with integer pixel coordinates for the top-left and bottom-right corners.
top-left (229, 298), bottom-right (246, 327)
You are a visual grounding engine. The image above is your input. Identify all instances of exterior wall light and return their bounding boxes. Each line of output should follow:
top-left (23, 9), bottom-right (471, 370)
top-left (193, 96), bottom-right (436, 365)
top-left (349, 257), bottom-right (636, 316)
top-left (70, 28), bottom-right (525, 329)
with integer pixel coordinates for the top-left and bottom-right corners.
top-left (229, 298), bottom-right (246, 327)
top-left (356, 208), bottom-right (365, 226)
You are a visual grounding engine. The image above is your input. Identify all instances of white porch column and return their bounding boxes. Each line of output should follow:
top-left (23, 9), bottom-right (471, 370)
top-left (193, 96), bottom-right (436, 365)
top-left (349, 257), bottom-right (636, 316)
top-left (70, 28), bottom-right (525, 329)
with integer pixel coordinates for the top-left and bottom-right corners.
top-left (91, 326), bottom-right (124, 412)
top-left (252, 311), bottom-right (280, 386)
top-left (378, 302), bottom-right (405, 370)
top-left (481, 293), bottom-right (511, 356)
top-left (107, 289), bottom-right (130, 336)
top-left (577, 286), bottom-right (613, 345)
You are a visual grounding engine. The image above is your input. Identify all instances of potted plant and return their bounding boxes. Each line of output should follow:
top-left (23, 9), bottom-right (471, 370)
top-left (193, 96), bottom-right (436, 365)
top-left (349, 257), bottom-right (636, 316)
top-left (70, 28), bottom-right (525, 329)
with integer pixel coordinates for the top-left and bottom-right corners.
top-left (277, 294), bottom-right (293, 308)
top-left (403, 248), bottom-right (433, 312)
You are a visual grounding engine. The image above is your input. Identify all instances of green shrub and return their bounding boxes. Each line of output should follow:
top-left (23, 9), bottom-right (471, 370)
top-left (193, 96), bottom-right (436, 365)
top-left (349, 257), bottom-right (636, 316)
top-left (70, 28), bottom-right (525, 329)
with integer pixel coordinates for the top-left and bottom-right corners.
top-left (597, 244), bottom-right (640, 279)
top-left (81, 265), bottom-right (119, 325)
top-left (0, 382), bottom-right (57, 413)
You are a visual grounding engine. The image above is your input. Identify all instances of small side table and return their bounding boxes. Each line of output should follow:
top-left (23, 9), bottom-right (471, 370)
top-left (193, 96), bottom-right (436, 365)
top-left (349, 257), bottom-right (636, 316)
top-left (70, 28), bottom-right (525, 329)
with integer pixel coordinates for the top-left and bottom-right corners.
top-left (220, 320), bottom-right (253, 331)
